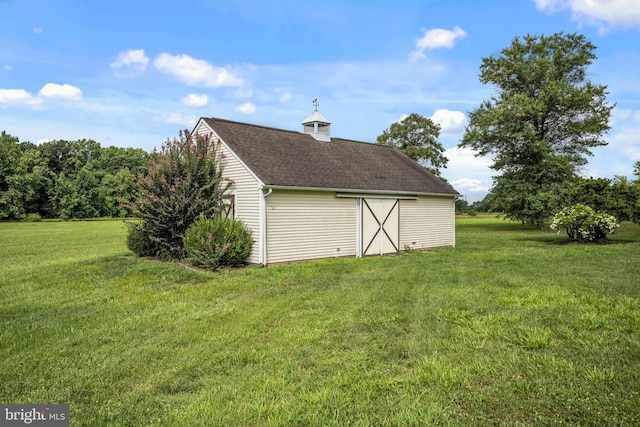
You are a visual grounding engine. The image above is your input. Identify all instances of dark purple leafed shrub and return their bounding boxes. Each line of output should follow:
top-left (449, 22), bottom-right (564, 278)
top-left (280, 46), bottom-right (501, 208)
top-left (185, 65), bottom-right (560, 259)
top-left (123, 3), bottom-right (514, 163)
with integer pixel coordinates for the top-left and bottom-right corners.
top-left (125, 130), bottom-right (232, 259)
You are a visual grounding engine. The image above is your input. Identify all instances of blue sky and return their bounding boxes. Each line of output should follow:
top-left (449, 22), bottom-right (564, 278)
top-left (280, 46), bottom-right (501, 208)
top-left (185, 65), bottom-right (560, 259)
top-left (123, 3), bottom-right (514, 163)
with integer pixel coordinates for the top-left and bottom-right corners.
top-left (2, 0), bottom-right (640, 202)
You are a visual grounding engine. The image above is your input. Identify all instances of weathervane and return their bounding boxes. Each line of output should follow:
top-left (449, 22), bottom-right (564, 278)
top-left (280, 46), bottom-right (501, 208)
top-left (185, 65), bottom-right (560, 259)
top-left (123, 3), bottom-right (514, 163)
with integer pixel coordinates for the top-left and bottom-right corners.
top-left (312, 98), bottom-right (319, 111)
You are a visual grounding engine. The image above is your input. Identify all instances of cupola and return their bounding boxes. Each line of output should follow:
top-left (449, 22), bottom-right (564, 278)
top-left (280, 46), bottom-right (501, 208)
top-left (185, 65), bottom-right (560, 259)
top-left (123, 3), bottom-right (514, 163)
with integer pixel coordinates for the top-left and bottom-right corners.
top-left (301, 99), bottom-right (331, 142)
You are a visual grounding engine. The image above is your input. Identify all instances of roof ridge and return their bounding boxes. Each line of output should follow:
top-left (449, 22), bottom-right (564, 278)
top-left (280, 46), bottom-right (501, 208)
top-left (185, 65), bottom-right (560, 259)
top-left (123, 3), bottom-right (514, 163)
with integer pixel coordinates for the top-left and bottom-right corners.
top-left (205, 117), bottom-right (384, 145)
top-left (205, 117), bottom-right (304, 137)
top-left (330, 136), bottom-right (375, 145)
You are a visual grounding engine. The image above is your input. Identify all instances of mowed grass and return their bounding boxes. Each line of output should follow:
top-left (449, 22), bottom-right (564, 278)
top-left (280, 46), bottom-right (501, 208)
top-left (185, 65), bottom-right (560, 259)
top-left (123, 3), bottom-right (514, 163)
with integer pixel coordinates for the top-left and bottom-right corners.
top-left (1, 218), bottom-right (639, 426)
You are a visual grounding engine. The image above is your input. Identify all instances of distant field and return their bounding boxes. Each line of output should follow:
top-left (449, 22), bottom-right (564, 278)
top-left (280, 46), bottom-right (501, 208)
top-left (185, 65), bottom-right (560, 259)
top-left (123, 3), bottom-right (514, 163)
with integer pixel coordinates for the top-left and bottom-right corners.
top-left (1, 218), bottom-right (639, 426)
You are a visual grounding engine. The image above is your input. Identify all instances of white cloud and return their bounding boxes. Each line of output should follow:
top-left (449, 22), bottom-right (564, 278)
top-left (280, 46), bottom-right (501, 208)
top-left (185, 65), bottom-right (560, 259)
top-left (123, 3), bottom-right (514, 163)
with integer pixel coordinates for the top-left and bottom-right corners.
top-left (603, 106), bottom-right (640, 164)
top-left (182, 93), bottom-right (209, 107)
top-left (431, 109), bottom-right (467, 133)
top-left (110, 49), bottom-right (149, 71)
top-left (274, 88), bottom-right (292, 102)
top-left (396, 113), bottom-right (409, 123)
top-left (33, 27), bottom-right (43, 34)
top-left (612, 107), bottom-right (633, 124)
top-left (534, 0), bottom-right (640, 31)
top-left (451, 178), bottom-right (490, 193)
top-left (609, 129), bottom-right (640, 161)
top-left (418, 26), bottom-right (467, 49)
top-left (235, 102), bottom-right (256, 114)
top-left (446, 146), bottom-right (493, 172)
top-left (391, 110), bottom-right (466, 133)
top-left (232, 87), bottom-right (254, 99)
top-left (164, 113), bottom-right (197, 127)
top-left (410, 26), bottom-right (467, 62)
top-left (38, 83), bottom-right (83, 101)
top-left (0, 83), bottom-right (82, 108)
top-left (444, 146), bottom-right (493, 200)
top-left (4, 65), bottom-right (13, 71)
top-left (610, 107), bottom-right (640, 128)
top-left (0, 88), bottom-right (42, 108)
top-left (154, 53), bottom-right (243, 87)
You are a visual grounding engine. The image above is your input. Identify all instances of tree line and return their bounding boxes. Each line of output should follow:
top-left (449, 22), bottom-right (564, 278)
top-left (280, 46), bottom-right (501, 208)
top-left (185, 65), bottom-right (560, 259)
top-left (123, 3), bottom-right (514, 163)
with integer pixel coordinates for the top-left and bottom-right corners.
top-left (458, 174), bottom-right (640, 222)
top-left (0, 131), bottom-right (149, 220)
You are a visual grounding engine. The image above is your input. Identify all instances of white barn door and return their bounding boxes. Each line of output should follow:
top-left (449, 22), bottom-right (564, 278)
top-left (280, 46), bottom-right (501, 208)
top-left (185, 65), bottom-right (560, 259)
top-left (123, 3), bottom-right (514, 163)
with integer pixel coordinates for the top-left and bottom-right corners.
top-left (362, 198), bottom-right (399, 256)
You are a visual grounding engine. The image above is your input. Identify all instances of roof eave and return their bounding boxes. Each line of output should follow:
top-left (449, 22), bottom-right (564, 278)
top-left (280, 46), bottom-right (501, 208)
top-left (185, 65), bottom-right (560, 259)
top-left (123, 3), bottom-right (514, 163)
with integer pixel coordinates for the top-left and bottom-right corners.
top-left (262, 184), bottom-right (459, 198)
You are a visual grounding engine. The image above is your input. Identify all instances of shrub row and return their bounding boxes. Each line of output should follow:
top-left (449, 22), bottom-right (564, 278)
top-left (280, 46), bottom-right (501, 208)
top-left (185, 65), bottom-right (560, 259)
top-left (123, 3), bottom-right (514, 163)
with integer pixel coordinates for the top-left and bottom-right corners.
top-left (127, 215), bottom-right (253, 270)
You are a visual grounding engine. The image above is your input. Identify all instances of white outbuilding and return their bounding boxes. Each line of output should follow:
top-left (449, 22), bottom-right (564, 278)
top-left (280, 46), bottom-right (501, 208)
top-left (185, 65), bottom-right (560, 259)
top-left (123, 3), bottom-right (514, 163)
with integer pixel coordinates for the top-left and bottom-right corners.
top-left (193, 109), bottom-right (459, 265)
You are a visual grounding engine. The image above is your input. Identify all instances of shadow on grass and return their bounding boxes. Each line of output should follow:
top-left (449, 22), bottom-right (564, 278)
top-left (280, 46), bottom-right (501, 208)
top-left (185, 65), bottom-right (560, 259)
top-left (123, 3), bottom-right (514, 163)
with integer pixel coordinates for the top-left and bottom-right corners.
top-left (548, 237), bottom-right (638, 246)
top-left (457, 218), bottom-right (538, 233)
top-left (510, 232), bottom-right (639, 246)
top-left (513, 234), bottom-right (558, 244)
top-left (72, 254), bottom-right (213, 287)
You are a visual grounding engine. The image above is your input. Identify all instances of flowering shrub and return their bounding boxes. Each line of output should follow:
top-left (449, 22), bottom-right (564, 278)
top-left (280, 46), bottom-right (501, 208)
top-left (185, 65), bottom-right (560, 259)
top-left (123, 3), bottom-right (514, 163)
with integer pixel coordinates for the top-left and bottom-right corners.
top-left (183, 216), bottom-right (253, 270)
top-left (124, 130), bottom-right (231, 259)
top-left (550, 204), bottom-right (619, 242)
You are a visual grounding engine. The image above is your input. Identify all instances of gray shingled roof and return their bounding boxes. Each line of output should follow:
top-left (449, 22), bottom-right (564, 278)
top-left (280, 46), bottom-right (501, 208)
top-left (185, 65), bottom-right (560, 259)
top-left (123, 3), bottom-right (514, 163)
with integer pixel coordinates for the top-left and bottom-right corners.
top-left (202, 117), bottom-right (459, 196)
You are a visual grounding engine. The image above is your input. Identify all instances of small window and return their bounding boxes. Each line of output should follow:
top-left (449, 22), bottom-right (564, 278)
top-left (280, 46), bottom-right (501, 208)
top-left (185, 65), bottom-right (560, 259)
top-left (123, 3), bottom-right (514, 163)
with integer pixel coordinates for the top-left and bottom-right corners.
top-left (220, 194), bottom-right (235, 218)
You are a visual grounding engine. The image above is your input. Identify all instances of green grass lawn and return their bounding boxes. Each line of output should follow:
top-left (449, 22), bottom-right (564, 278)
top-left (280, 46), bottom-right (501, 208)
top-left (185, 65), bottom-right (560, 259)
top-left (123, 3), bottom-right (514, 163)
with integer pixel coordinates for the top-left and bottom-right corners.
top-left (1, 218), bottom-right (639, 426)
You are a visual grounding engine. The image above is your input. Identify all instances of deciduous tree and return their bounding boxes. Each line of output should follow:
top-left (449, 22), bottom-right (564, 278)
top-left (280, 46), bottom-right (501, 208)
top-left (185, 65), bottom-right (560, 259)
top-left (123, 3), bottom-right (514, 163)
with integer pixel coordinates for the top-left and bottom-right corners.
top-left (376, 113), bottom-right (448, 176)
top-left (460, 32), bottom-right (613, 227)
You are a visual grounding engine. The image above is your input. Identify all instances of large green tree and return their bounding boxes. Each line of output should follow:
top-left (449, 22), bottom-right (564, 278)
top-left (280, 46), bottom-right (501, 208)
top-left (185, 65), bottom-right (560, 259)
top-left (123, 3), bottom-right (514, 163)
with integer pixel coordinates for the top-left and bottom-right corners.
top-left (460, 32), bottom-right (613, 227)
top-left (376, 113), bottom-right (448, 176)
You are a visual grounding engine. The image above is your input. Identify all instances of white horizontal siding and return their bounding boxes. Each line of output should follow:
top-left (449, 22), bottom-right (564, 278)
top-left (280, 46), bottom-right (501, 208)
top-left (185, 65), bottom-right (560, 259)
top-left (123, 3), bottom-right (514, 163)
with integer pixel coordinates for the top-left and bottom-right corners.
top-left (194, 121), bottom-right (262, 264)
top-left (266, 191), bottom-right (357, 264)
top-left (400, 196), bottom-right (455, 250)
top-left (221, 149), bottom-right (261, 264)
top-left (193, 121), bottom-right (211, 138)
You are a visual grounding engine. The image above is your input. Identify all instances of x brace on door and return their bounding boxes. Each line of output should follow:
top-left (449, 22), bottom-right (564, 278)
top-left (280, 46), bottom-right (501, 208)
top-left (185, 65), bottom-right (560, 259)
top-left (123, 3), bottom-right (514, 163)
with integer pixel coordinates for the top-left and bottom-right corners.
top-left (362, 198), bottom-right (399, 255)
